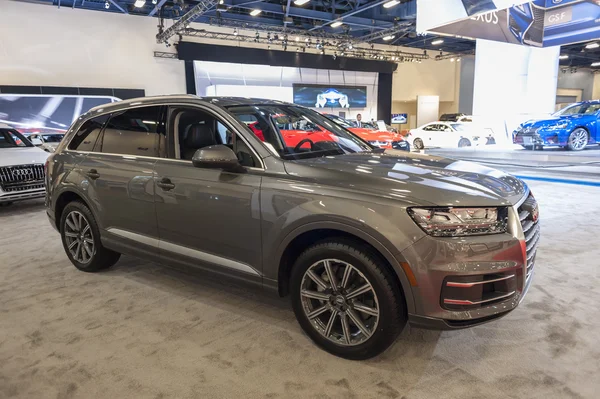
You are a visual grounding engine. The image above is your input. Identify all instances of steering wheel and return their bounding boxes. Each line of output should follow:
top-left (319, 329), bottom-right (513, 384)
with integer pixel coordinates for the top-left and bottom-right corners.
top-left (293, 138), bottom-right (315, 152)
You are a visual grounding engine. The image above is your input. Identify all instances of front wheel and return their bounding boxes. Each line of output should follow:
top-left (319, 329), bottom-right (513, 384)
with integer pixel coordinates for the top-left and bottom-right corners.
top-left (458, 138), bottom-right (471, 148)
top-left (567, 128), bottom-right (588, 151)
top-left (413, 138), bottom-right (424, 150)
top-left (60, 201), bottom-right (120, 272)
top-left (290, 240), bottom-right (406, 360)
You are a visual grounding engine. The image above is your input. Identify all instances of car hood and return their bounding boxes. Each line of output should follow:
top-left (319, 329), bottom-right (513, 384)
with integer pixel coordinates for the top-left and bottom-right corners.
top-left (284, 151), bottom-right (527, 207)
top-left (0, 147), bottom-right (49, 167)
top-left (520, 114), bottom-right (591, 129)
top-left (348, 128), bottom-right (403, 142)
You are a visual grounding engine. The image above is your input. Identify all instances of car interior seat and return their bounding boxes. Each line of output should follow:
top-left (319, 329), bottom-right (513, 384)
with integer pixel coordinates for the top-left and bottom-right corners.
top-left (181, 123), bottom-right (217, 160)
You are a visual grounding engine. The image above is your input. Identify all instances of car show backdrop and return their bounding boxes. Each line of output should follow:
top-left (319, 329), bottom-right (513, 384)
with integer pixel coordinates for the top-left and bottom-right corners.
top-left (293, 85), bottom-right (367, 108)
top-left (0, 86), bottom-right (143, 133)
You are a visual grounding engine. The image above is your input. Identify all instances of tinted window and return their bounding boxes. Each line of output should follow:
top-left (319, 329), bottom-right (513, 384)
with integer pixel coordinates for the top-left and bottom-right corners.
top-left (99, 106), bottom-right (163, 157)
top-left (69, 114), bottom-right (110, 151)
top-left (0, 129), bottom-right (32, 148)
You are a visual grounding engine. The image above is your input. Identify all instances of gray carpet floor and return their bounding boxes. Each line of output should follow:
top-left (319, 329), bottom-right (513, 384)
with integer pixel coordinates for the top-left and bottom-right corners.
top-left (1, 180), bottom-right (598, 398)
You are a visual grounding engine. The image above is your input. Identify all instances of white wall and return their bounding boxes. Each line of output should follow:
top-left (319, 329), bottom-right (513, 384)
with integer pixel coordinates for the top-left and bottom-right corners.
top-left (392, 59), bottom-right (458, 103)
top-left (0, 1), bottom-right (185, 96)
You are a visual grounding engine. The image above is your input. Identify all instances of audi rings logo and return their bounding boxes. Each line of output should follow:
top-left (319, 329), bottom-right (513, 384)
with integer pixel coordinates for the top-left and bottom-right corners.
top-left (13, 169), bottom-right (32, 177)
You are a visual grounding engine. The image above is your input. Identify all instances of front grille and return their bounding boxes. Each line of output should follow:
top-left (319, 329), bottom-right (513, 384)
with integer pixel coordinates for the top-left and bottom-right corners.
top-left (525, 5), bottom-right (544, 45)
top-left (509, 14), bottom-right (521, 35)
top-left (518, 194), bottom-right (540, 283)
top-left (0, 164), bottom-right (45, 192)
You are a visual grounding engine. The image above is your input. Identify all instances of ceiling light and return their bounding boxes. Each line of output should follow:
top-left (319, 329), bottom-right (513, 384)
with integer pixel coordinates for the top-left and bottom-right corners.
top-left (383, 0), bottom-right (400, 8)
top-left (294, 0), bottom-right (310, 5)
top-left (250, 9), bottom-right (262, 16)
top-left (585, 42), bottom-right (599, 49)
top-left (219, 0), bottom-right (224, 3)
top-left (592, 62), bottom-right (600, 67)
top-left (559, 54), bottom-right (569, 60)
top-left (383, 35), bottom-right (395, 41)
top-left (331, 21), bottom-right (343, 28)
top-left (134, 0), bottom-right (146, 7)
top-left (233, 28), bottom-right (238, 36)
top-left (432, 39), bottom-right (444, 45)
top-left (104, 1), bottom-right (110, 8)
top-left (450, 58), bottom-right (455, 62)
top-left (295, 36), bottom-right (300, 41)
top-left (457, 58), bottom-right (461, 62)
top-left (152, 0), bottom-right (157, 4)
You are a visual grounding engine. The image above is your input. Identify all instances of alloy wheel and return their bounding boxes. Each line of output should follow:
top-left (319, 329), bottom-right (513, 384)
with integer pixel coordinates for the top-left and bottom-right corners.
top-left (414, 138), bottom-right (424, 150)
top-left (300, 259), bottom-right (380, 346)
top-left (569, 128), bottom-right (588, 151)
top-left (64, 211), bottom-right (95, 264)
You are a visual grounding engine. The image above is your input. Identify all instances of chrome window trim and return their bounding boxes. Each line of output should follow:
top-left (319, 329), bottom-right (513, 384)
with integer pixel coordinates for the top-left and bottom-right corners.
top-left (106, 228), bottom-right (260, 276)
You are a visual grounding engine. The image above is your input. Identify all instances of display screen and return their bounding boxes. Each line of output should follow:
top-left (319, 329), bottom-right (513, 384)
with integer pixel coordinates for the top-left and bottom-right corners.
top-left (391, 114), bottom-right (408, 124)
top-left (293, 84), bottom-right (367, 109)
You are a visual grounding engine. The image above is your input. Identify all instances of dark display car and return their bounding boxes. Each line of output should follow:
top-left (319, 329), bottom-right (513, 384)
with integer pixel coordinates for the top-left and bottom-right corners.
top-left (46, 96), bottom-right (538, 359)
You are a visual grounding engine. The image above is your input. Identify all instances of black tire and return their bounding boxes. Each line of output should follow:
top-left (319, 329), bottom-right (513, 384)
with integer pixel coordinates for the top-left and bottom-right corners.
top-left (60, 201), bottom-right (120, 272)
top-left (413, 138), bottom-right (424, 150)
top-left (290, 240), bottom-right (406, 360)
top-left (458, 138), bottom-right (471, 148)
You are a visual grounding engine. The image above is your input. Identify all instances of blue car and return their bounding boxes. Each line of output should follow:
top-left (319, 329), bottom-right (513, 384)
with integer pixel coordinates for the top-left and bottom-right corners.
top-left (509, 0), bottom-right (600, 47)
top-left (513, 100), bottom-right (600, 151)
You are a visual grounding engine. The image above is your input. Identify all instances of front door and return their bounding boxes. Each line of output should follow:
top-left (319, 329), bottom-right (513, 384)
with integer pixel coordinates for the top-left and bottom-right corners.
top-left (153, 105), bottom-right (263, 279)
top-left (73, 106), bottom-right (165, 256)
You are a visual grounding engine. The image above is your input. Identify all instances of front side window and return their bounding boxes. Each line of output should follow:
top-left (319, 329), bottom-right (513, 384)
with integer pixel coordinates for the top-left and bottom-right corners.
top-left (98, 106), bottom-right (164, 157)
top-left (0, 129), bottom-right (31, 148)
top-left (554, 103), bottom-right (600, 116)
top-left (168, 107), bottom-right (259, 167)
top-left (69, 114), bottom-right (110, 151)
top-left (226, 105), bottom-right (372, 160)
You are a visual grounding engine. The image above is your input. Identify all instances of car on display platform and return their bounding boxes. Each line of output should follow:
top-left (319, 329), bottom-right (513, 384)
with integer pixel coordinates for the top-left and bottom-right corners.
top-left (439, 113), bottom-right (467, 122)
top-left (513, 100), bottom-right (600, 151)
top-left (0, 123), bottom-right (48, 205)
top-left (323, 114), bottom-right (410, 151)
top-left (46, 95), bottom-right (539, 360)
top-left (410, 121), bottom-right (496, 149)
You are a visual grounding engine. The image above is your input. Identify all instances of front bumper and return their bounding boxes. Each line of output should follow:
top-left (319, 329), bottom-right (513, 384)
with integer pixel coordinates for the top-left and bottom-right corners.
top-left (513, 129), bottom-right (563, 147)
top-left (0, 188), bottom-right (45, 203)
top-left (402, 193), bottom-right (538, 329)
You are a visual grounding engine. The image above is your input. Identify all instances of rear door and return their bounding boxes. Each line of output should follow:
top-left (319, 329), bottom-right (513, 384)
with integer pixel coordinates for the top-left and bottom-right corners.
top-left (75, 106), bottom-right (166, 256)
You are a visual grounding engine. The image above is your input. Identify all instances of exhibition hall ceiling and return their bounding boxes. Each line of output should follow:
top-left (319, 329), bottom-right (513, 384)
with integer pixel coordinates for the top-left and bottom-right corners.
top-left (32, 0), bottom-right (600, 69)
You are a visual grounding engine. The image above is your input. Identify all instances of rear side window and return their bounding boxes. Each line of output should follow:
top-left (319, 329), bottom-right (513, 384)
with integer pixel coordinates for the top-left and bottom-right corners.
top-left (69, 114), bottom-right (110, 151)
top-left (98, 106), bottom-right (163, 157)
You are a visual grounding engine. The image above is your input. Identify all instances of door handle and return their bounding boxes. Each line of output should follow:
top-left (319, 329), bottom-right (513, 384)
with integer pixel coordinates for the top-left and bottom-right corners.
top-left (156, 178), bottom-right (175, 191)
top-left (86, 169), bottom-right (100, 180)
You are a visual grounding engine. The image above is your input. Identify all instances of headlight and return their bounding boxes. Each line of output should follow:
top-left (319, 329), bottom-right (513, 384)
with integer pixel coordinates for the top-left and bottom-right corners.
top-left (408, 207), bottom-right (508, 237)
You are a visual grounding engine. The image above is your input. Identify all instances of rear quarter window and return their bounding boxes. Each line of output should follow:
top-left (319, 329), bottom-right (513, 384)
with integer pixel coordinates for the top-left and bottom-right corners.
top-left (68, 114), bottom-right (111, 151)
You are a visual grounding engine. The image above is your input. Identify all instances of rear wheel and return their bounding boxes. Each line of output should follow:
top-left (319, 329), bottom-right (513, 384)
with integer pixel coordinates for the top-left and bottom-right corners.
top-left (567, 128), bottom-right (588, 151)
top-left (60, 201), bottom-right (120, 272)
top-left (290, 240), bottom-right (406, 360)
top-left (458, 138), bottom-right (471, 147)
top-left (413, 138), bottom-right (424, 150)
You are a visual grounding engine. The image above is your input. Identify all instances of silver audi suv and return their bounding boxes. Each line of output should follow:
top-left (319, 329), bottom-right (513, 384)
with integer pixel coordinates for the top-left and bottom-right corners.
top-left (45, 96), bottom-right (539, 359)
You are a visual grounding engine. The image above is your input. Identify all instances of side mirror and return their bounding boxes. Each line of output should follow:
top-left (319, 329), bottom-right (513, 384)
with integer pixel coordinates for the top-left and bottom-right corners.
top-left (192, 145), bottom-right (245, 173)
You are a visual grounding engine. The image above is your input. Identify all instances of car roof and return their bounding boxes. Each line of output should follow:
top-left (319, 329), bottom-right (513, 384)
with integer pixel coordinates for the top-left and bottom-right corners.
top-left (86, 95), bottom-right (295, 115)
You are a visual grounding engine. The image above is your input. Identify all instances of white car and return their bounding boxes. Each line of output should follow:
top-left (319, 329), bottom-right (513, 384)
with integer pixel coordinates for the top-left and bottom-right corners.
top-left (23, 132), bottom-right (65, 153)
top-left (0, 123), bottom-right (49, 205)
top-left (409, 122), bottom-right (495, 149)
top-left (315, 89), bottom-right (349, 108)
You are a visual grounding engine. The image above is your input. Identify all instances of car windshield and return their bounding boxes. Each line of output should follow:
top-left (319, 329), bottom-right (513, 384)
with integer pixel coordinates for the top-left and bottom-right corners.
top-left (0, 128), bottom-right (33, 148)
top-left (43, 134), bottom-right (64, 143)
top-left (554, 103), bottom-right (600, 116)
top-left (226, 104), bottom-right (373, 160)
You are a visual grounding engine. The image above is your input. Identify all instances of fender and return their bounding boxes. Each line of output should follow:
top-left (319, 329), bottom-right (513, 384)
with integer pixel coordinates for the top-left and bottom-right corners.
top-left (269, 218), bottom-right (417, 315)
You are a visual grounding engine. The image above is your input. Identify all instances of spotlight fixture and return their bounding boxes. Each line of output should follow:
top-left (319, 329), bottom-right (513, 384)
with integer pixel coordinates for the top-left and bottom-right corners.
top-left (585, 42), bottom-right (599, 49)
top-left (559, 54), bottom-right (568, 60)
top-left (268, 45), bottom-right (271, 49)
top-left (348, 43), bottom-right (353, 49)
top-left (134, 0), bottom-right (146, 7)
top-left (274, 34), bottom-right (279, 40)
top-left (254, 31), bottom-right (260, 42)
top-left (219, 0), bottom-right (224, 3)
top-left (295, 36), bottom-right (300, 42)
top-left (104, 1), bottom-right (110, 9)
top-left (305, 38), bottom-right (309, 42)
top-left (383, 0), bottom-right (400, 8)
top-left (294, 0), bottom-right (310, 4)
top-left (331, 21), bottom-right (343, 28)
top-left (383, 35), bottom-right (395, 41)
top-left (450, 58), bottom-right (455, 62)
top-left (152, 0), bottom-right (157, 3)
top-left (233, 28), bottom-right (238, 36)
top-left (592, 62), bottom-right (600, 67)
top-left (432, 39), bottom-right (444, 45)
top-left (250, 9), bottom-right (262, 16)
top-left (333, 53), bottom-right (337, 60)
top-left (457, 58), bottom-right (461, 62)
